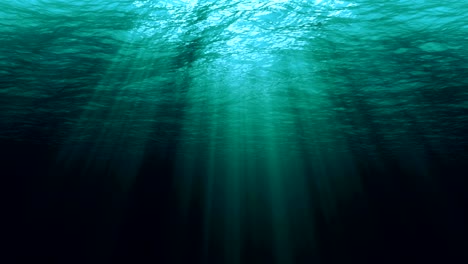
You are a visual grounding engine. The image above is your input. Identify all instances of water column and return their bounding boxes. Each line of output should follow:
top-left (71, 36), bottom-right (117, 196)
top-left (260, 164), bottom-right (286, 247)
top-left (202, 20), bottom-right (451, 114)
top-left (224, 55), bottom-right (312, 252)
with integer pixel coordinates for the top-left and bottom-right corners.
top-left (169, 1), bottom-right (345, 262)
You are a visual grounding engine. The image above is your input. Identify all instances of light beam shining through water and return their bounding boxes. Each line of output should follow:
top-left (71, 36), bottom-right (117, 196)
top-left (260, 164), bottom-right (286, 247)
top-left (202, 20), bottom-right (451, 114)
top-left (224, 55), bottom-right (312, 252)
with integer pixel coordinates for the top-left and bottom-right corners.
top-left (1, 0), bottom-right (467, 263)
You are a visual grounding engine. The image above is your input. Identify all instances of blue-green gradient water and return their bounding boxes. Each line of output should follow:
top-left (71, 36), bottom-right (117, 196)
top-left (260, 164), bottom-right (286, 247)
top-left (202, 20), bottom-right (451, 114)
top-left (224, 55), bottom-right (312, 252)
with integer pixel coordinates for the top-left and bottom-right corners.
top-left (1, 1), bottom-right (467, 263)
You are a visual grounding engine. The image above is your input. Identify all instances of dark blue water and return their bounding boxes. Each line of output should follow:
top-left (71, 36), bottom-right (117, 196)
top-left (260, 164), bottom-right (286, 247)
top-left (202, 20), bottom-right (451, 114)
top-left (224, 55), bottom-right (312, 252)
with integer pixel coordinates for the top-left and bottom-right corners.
top-left (1, 1), bottom-right (467, 263)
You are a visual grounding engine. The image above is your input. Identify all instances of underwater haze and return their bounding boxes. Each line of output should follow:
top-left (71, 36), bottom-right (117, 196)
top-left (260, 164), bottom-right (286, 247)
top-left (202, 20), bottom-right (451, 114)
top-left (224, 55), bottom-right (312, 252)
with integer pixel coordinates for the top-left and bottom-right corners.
top-left (2, 0), bottom-right (468, 263)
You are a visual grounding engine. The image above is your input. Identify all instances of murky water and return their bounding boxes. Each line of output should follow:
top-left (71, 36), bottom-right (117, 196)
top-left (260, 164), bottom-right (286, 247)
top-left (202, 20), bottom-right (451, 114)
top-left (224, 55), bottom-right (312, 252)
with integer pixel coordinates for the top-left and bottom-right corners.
top-left (2, 1), bottom-right (467, 263)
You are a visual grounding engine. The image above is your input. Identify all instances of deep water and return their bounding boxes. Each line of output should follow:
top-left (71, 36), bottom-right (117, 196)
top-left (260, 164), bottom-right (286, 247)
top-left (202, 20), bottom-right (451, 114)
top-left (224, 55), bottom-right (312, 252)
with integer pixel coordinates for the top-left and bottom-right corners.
top-left (2, 1), bottom-right (468, 263)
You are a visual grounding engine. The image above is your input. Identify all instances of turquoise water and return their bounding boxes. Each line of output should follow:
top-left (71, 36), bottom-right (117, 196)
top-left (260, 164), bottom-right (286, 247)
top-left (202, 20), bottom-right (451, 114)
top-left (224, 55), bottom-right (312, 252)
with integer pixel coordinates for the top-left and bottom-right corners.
top-left (1, 1), bottom-right (467, 263)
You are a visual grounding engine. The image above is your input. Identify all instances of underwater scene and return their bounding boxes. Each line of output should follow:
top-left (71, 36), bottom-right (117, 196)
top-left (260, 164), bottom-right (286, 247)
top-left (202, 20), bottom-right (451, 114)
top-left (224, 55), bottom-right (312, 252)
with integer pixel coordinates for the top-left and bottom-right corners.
top-left (1, 0), bottom-right (467, 263)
